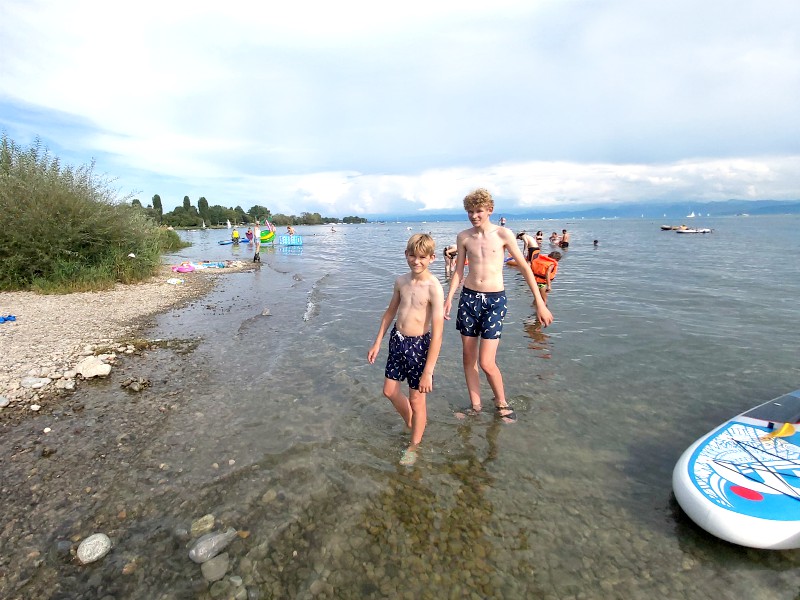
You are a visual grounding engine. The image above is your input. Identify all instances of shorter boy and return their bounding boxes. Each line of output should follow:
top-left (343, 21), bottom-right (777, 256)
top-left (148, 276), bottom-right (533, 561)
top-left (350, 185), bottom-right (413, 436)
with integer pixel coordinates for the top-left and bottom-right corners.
top-left (368, 234), bottom-right (444, 466)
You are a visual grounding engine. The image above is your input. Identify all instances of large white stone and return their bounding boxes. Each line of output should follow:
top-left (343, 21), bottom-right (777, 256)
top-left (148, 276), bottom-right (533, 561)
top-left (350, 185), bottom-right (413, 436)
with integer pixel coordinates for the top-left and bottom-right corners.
top-left (77, 533), bottom-right (112, 564)
top-left (75, 356), bottom-right (112, 378)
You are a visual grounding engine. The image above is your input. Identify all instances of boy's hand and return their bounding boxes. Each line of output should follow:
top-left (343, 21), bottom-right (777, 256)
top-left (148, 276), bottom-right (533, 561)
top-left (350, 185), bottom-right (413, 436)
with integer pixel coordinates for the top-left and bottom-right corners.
top-left (367, 344), bottom-right (380, 364)
top-left (537, 304), bottom-right (554, 327)
top-left (418, 372), bottom-right (433, 393)
top-left (443, 298), bottom-right (452, 320)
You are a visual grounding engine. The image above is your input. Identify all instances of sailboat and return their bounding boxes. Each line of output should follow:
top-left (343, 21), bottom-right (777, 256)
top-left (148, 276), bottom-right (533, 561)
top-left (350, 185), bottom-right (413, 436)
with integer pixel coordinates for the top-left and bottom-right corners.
top-left (202, 220), bottom-right (206, 229)
top-left (226, 219), bottom-right (232, 229)
top-left (686, 211), bottom-right (696, 218)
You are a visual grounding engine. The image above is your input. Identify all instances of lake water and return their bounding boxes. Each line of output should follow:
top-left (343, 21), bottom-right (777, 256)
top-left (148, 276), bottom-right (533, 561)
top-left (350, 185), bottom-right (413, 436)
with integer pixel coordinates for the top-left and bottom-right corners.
top-left (158, 215), bottom-right (800, 599)
top-left (13, 215), bottom-right (800, 599)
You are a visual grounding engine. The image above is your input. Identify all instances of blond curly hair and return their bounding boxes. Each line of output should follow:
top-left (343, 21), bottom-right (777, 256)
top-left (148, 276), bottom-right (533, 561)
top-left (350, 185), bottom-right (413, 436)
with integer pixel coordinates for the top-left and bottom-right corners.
top-left (463, 188), bottom-right (494, 211)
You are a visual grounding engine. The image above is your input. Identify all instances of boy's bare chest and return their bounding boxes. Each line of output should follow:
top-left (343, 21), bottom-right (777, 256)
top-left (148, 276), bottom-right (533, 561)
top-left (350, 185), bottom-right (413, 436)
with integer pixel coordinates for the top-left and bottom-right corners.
top-left (465, 237), bottom-right (503, 259)
top-left (402, 286), bottom-right (430, 308)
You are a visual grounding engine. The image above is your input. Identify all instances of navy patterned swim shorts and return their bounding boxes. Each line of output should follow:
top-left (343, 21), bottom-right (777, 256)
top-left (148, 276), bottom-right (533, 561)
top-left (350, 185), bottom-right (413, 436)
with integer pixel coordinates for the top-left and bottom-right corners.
top-left (456, 287), bottom-right (508, 339)
top-left (385, 326), bottom-right (431, 390)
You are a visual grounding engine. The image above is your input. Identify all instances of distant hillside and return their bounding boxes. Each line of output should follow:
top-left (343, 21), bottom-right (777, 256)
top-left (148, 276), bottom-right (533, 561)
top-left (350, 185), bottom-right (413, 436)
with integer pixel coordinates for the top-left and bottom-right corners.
top-left (374, 199), bottom-right (800, 222)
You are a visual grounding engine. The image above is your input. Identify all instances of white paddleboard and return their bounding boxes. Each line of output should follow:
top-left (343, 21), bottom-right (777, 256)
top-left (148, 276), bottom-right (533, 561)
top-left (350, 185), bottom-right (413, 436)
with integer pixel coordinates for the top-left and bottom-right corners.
top-left (673, 388), bottom-right (800, 549)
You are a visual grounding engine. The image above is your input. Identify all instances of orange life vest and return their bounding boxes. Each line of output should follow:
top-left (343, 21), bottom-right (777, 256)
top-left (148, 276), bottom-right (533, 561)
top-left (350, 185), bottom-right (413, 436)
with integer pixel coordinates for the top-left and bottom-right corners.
top-left (531, 255), bottom-right (558, 284)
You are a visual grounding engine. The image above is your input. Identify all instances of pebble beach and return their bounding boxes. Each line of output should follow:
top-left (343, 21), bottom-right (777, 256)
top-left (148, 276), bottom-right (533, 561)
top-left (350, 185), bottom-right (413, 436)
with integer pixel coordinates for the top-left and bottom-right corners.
top-left (0, 264), bottom-right (245, 421)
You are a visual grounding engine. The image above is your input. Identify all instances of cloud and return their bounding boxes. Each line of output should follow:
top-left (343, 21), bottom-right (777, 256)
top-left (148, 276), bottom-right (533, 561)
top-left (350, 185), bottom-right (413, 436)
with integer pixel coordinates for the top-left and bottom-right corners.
top-left (1, 0), bottom-right (799, 214)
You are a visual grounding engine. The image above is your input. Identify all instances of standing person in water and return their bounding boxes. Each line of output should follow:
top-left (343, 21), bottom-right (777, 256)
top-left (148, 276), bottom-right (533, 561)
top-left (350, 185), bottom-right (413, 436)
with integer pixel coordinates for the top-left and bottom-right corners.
top-left (444, 188), bottom-right (553, 423)
top-left (253, 221), bottom-right (261, 262)
top-left (368, 234), bottom-right (444, 466)
top-left (559, 229), bottom-right (570, 248)
top-left (443, 244), bottom-right (458, 279)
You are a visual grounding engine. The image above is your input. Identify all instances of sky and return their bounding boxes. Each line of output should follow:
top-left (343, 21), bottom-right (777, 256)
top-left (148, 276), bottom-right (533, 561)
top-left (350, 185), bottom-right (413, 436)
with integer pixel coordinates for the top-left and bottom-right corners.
top-left (1, 0), bottom-right (799, 217)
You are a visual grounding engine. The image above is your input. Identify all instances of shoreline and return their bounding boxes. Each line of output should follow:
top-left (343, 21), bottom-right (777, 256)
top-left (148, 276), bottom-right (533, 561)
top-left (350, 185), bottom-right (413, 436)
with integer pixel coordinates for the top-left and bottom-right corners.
top-left (0, 262), bottom-right (249, 421)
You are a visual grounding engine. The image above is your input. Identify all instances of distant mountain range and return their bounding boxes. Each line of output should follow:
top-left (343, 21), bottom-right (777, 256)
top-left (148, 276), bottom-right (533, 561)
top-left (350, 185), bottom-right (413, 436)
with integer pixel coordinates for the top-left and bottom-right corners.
top-left (373, 199), bottom-right (800, 222)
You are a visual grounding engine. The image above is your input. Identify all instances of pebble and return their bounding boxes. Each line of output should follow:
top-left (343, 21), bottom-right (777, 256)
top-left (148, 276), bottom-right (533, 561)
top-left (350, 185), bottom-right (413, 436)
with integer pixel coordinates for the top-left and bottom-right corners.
top-left (189, 528), bottom-right (238, 564)
top-left (191, 514), bottom-right (216, 536)
top-left (21, 377), bottom-right (51, 389)
top-left (200, 552), bottom-right (230, 582)
top-left (0, 396), bottom-right (9, 408)
top-left (76, 533), bottom-right (112, 564)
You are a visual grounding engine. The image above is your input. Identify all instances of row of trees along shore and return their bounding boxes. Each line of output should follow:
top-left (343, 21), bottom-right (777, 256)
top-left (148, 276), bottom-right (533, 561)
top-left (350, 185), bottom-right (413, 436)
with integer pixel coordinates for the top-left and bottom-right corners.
top-left (0, 134), bottom-right (366, 292)
top-left (136, 195), bottom-right (367, 228)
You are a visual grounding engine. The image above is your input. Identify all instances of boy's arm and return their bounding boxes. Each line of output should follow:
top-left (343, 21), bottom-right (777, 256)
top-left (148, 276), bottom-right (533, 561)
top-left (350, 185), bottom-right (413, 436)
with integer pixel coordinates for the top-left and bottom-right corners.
top-left (503, 230), bottom-right (554, 327)
top-left (367, 282), bottom-right (401, 363)
top-left (418, 281), bottom-right (445, 393)
top-left (444, 234), bottom-right (467, 320)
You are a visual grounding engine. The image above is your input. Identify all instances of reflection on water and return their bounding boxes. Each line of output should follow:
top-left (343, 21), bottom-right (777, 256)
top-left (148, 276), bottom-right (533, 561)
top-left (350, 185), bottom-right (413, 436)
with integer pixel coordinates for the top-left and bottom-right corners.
top-left (523, 314), bottom-right (552, 360)
top-left (2, 218), bottom-right (800, 599)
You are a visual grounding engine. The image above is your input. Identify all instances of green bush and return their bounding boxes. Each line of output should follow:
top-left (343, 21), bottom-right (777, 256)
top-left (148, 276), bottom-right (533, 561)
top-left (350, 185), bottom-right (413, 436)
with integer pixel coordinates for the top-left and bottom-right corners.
top-left (0, 134), bottom-right (185, 293)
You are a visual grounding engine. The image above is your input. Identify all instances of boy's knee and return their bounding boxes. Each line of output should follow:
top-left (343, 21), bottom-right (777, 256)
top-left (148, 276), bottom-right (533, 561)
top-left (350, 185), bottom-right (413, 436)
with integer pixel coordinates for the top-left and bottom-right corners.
top-left (479, 358), bottom-right (499, 374)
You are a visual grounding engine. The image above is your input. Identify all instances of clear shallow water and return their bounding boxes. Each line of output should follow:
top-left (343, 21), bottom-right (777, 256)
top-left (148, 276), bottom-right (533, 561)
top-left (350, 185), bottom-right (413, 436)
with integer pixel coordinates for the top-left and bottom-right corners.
top-left (9, 216), bottom-right (800, 598)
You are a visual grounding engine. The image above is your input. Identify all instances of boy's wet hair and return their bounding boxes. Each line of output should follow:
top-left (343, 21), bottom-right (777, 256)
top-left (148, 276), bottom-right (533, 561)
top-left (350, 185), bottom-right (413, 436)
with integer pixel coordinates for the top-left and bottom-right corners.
top-left (549, 251), bottom-right (562, 261)
top-left (516, 231), bottom-right (526, 239)
top-left (463, 188), bottom-right (494, 211)
top-left (406, 233), bottom-right (436, 256)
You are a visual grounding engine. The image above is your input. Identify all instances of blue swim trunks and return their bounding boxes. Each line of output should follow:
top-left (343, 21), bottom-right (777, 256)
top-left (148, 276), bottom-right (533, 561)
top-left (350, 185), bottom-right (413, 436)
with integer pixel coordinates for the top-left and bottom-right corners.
top-left (385, 326), bottom-right (431, 390)
top-left (456, 287), bottom-right (508, 339)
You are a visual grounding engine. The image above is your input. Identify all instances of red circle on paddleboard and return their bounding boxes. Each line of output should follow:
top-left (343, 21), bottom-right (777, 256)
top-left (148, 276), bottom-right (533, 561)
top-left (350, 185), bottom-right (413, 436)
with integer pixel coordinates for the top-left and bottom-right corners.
top-left (730, 485), bottom-right (763, 501)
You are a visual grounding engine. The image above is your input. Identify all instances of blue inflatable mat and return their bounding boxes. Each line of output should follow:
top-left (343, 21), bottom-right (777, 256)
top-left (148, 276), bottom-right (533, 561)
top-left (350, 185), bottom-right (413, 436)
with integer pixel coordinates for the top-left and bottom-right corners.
top-left (277, 234), bottom-right (303, 246)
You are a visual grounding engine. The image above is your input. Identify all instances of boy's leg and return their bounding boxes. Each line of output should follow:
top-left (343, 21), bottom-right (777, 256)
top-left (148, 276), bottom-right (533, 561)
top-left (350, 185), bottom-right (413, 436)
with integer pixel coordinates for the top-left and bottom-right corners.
top-left (383, 378), bottom-right (412, 429)
top-left (461, 335), bottom-right (482, 409)
top-left (478, 338), bottom-right (516, 422)
top-left (407, 388), bottom-right (427, 446)
top-left (478, 338), bottom-right (506, 406)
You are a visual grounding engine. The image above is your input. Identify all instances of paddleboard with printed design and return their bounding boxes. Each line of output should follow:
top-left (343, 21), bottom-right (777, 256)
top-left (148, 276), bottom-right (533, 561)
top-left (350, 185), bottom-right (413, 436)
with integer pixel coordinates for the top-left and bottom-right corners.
top-left (672, 388), bottom-right (800, 549)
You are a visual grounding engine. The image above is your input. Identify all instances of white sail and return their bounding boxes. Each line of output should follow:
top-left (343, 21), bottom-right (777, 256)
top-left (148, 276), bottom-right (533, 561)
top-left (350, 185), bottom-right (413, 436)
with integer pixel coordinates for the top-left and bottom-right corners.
top-left (226, 219), bottom-right (232, 229)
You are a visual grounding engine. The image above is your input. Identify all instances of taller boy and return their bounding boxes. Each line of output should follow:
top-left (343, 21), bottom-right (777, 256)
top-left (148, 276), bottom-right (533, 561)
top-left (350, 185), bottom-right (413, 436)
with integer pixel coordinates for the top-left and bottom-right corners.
top-left (444, 189), bottom-right (554, 422)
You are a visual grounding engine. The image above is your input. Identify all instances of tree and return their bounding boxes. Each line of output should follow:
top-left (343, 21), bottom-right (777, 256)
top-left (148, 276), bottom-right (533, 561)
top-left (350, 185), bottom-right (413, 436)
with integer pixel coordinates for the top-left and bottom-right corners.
top-left (183, 196), bottom-right (191, 211)
top-left (131, 198), bottom-right (142, 208)
top-left (248, 205), bottom-right (271, 222)
top-left (152, 194), bottom-right (163, 224)
top-left (233, 205), bottom-right (248, 224)
top-left (301, 212), bottom-right (323, 225)
top-left (198, 197), bottom-right (209, 224)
